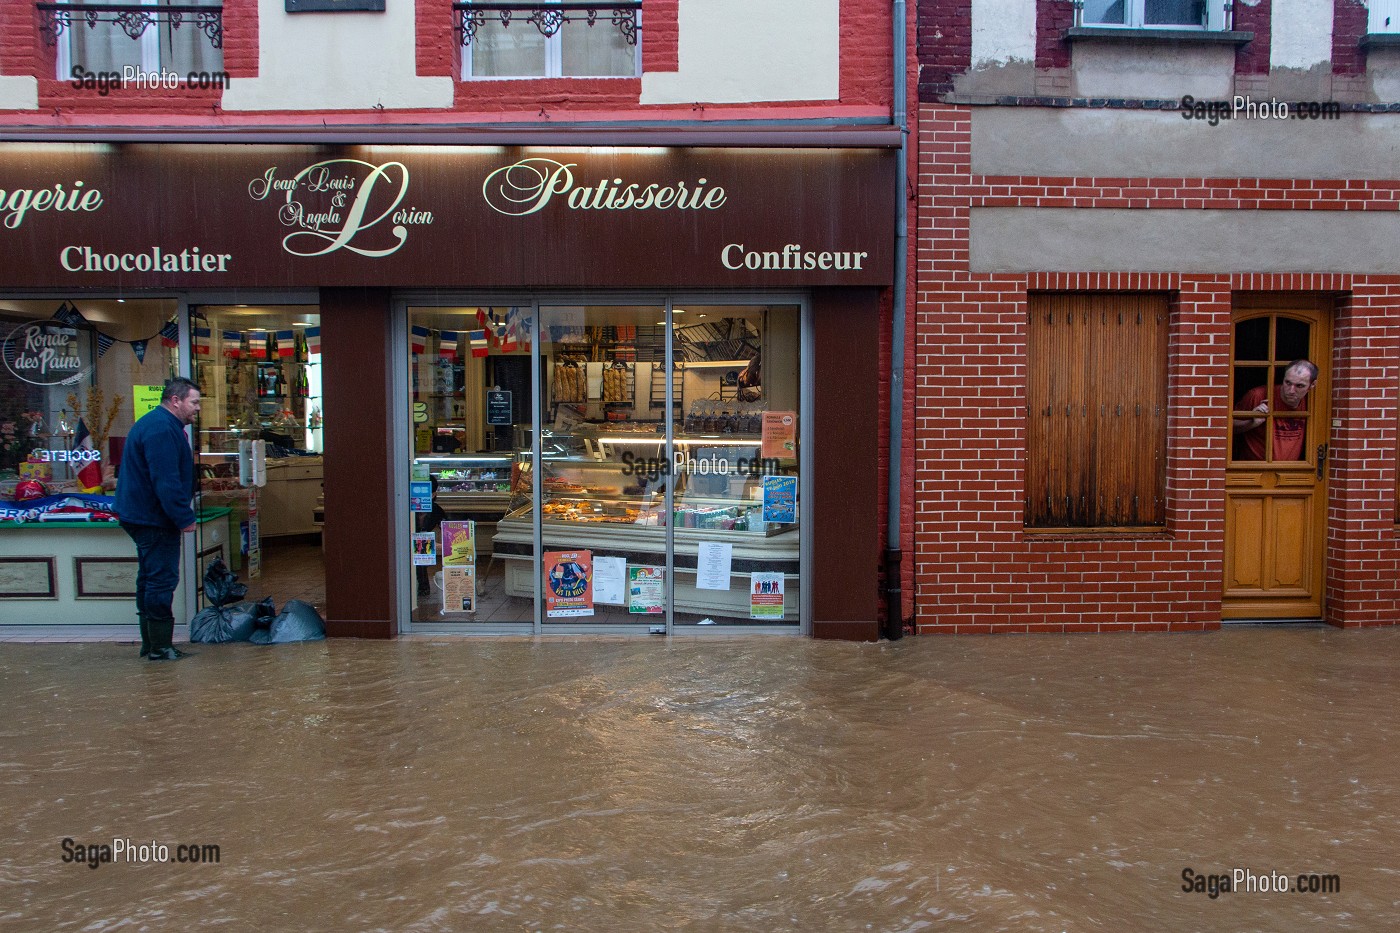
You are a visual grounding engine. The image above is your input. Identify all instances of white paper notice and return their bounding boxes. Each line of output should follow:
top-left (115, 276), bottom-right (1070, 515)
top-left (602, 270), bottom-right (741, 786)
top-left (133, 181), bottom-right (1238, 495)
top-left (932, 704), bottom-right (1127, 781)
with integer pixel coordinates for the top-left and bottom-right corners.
top-left (593, 556), bottom-right (627, 605)
top-left (695, 541), bottom-right (733, 590)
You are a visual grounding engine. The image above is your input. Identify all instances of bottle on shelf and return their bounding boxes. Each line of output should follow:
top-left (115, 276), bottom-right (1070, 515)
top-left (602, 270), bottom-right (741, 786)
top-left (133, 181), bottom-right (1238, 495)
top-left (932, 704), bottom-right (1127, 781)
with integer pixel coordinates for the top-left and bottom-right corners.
top-left (295, 331), bottom-right (308, 363)
top-left (265, 330), bottom-right (277, 361)
top-left (296, 367), bottom-right (310, 399)
top-left (239, 330), bottom-right (251, 360)
top-left (274, 366), bottom-right (287, 398)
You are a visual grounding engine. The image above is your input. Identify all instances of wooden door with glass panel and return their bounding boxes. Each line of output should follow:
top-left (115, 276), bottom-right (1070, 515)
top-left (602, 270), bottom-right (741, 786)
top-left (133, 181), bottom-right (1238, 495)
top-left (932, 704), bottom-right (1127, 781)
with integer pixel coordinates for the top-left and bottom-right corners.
top-left (1224, 309), bottom-right (1329, 619)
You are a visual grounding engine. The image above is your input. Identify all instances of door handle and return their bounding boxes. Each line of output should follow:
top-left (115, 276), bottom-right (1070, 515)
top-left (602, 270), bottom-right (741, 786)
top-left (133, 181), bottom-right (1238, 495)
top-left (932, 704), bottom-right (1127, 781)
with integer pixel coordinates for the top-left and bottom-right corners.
top-left (1317, 443), bottom-right (1328, 480)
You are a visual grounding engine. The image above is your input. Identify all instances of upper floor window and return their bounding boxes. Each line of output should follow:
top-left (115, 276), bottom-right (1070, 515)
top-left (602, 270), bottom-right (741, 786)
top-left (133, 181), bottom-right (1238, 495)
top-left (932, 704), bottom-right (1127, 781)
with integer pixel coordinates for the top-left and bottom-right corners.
top-left (1080, 0), bottom-right (1224, 30)
top-left (1372, 0), bottom-right (1399, 34)
top-left (455, 2), bottom-right (641, 79)
top-left (41, 1), bottom-right (223, 83)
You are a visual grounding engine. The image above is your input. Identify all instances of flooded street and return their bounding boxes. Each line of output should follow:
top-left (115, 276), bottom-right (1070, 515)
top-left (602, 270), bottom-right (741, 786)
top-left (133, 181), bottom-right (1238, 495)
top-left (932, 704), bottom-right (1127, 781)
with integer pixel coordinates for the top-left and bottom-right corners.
top-left (2, 627), bottom-right (1398, 931)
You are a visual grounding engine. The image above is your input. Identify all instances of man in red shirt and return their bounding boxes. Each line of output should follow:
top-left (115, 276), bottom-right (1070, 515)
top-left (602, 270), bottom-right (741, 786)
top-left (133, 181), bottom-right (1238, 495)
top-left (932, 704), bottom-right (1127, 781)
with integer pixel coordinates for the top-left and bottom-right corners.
top-left (1233, 360), bottom-right (1318, 461)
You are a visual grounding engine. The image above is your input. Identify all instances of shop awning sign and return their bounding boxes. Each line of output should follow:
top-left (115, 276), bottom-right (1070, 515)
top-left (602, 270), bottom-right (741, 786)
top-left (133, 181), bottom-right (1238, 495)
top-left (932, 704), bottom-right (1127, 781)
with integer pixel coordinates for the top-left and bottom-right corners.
top-left (0, 145), bottom-right (894, 288)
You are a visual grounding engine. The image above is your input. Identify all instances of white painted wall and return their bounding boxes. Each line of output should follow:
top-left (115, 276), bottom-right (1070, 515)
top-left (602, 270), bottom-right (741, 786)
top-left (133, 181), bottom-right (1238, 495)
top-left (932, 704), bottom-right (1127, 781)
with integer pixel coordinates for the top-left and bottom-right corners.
top-left (971, 0), bottom-right (1036, 67)
top-left (1072, 42), bottom-right (1235, 99)
top-left (640, 0), bottom-right (840, 105)
top-left (0, 76), bottom-right (39, 111)
top-left (221, 0), bottom-right (452, 111)
top-left (1270, 0), bottom-right (1334, 70)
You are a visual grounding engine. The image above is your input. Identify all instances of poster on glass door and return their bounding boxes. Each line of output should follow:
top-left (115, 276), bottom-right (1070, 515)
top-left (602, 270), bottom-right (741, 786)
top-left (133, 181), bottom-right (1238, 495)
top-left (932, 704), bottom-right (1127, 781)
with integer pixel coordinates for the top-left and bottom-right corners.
top-left (750, 573), bottom-right (785, 620)
top-left (442, 566), bottom-right (476, 614)
top-left (628, 566), bottom-right (665, 614)
top-left (544, 549), bottom-right (594, 617)
top-left (440, 521), bottom-right (475, 565)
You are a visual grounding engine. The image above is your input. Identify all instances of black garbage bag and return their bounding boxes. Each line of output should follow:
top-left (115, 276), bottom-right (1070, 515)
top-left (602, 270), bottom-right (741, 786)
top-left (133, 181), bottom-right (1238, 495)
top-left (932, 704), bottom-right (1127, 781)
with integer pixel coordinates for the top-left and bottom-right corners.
top-left (248, 599), bottom-right (325, 645)
top-left (189, 601), bottom-right (261, 643)
top-left (250, 596), bottom-right (277, 627)
top-left (202, 558), bottom-right (248, 607)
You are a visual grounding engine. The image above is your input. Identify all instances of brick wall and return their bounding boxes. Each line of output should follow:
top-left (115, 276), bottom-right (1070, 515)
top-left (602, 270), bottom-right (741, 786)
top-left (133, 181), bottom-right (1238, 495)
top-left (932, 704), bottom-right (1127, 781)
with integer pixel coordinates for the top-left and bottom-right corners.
top-left (0, 0), bottom-right (37, 77)
top-left (1036, 0), bottom-right (1073, 71)
top-left (914, 102), bottom-right (1400, 633)
top-left (1332, 0), bottom-right (1369, 77)
top-left (1233, 0), bottom-right (1271, 76)
top-left (916, 0), bottom-right (970, 99)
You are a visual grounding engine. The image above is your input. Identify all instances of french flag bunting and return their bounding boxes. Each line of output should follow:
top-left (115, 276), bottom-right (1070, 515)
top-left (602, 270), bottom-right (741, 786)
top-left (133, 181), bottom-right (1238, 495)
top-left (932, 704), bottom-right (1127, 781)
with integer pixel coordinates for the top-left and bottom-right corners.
top-left (438, 331), bottom-right (458, 358)
top-left (193, 327), bottom-right (212, 356)
top-left (468, 330), bottom-right (488, 358)
top-left (52, 301), bottom-right (86, 327)
top-left (411, 326), bottom-right (429, 355)
top-left (276, 331), bottom-right (296, 357)
top-left (222, 331), bottom-right (243, 359)
top-left (160, 321), bottom-right (179, 348)
top-left (248, 332), bottom-right (269, 360)
top-left (305, 327), bottom-right (321, 356)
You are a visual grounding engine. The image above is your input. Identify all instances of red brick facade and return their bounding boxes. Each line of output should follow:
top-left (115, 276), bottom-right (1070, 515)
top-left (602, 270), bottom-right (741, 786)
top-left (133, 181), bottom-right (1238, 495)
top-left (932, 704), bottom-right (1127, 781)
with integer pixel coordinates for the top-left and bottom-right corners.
top-left (914, 103), bottom-right (1400, 633)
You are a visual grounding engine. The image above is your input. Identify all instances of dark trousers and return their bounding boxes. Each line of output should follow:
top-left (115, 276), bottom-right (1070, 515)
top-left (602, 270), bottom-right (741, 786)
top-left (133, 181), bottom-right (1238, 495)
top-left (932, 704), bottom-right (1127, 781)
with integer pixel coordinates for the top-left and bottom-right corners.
top-left (121, 522), bottom-right (182, 655)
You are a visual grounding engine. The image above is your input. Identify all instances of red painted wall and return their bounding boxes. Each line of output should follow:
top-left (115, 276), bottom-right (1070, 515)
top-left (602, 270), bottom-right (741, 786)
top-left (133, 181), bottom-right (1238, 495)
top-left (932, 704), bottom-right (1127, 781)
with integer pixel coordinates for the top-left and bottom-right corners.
top-left (914, 103), bottom-right (1400, 634)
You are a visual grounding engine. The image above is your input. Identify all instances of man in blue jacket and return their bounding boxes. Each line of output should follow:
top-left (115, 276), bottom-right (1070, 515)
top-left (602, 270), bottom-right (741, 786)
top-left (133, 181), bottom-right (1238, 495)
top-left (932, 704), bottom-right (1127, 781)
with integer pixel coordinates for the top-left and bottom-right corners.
top-left (116, 377), bottom-right (201, 661)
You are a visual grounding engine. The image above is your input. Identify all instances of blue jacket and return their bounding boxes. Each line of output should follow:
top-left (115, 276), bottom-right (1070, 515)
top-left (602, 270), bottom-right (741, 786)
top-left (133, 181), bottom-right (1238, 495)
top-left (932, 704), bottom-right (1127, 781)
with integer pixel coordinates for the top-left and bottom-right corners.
top-left (115, 405), bottom-right (196, 530)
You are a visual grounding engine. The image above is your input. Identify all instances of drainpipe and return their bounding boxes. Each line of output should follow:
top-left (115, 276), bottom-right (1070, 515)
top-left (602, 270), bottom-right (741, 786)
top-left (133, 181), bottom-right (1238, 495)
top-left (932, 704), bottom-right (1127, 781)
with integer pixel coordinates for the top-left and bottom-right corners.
top-left (884, 0), bottom-right (908, 641)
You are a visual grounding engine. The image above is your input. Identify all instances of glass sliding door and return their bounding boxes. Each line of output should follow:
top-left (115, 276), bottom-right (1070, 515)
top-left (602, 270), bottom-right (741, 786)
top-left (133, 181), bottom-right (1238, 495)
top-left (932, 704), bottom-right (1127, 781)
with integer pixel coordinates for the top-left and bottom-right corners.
top-left (509, 304), bottom-right (668, 626)
top-left (669, 304), bottom-right (801, 626)
top-left (406, 304), bottom-right (535, 625)
top-left (400, 296), bottom-right (803, 633)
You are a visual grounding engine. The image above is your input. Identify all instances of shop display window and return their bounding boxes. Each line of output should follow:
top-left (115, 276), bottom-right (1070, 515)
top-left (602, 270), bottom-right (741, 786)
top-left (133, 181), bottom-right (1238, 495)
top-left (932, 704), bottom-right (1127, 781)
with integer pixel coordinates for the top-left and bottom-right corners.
top-left (1, 298), bottom-right (178, 503)
top-left (403, 301), bottom-right (802, 631)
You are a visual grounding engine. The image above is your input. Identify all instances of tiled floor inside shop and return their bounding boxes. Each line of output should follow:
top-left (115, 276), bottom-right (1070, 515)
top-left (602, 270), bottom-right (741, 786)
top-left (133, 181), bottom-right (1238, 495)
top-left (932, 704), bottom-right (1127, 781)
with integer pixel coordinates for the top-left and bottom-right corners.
top-left (242, 537), bottom-right (327, 615)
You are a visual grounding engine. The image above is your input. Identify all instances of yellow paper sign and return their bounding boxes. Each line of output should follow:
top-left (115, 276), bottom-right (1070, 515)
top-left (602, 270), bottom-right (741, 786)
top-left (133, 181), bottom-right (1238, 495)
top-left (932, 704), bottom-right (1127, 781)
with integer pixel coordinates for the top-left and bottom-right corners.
top-left (132, 385), bottom-right (163, 420)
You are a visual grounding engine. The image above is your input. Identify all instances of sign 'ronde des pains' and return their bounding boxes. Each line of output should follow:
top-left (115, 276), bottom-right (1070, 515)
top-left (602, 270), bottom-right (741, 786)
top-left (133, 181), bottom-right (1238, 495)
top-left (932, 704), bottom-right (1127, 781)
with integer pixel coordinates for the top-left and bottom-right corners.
top-left (1, 320), bottom-right (94, 386)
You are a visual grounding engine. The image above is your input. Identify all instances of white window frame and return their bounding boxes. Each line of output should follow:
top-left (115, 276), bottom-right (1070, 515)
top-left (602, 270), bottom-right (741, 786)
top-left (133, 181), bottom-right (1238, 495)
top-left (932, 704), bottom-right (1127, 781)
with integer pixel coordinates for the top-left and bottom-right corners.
top-left (461, 2), bottom-right (642, 81)
top-left (56, 0), bottom-right (161, 78)
top-left (1081, 0), bottom-right (1223, 31)
top-left (54, 0), bottom-right (223, 81)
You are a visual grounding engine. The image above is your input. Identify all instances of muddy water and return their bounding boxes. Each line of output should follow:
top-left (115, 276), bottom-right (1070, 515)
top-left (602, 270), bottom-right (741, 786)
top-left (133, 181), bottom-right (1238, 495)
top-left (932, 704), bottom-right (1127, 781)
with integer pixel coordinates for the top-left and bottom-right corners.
top-left (2, 627), bottom-right (1398, 931)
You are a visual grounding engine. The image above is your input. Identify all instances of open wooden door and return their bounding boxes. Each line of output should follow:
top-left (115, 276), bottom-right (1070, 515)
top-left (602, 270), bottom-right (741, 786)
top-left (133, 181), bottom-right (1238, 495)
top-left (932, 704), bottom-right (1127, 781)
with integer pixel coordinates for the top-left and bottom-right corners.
top-left (1223, 307), bottom-right (1330, 619)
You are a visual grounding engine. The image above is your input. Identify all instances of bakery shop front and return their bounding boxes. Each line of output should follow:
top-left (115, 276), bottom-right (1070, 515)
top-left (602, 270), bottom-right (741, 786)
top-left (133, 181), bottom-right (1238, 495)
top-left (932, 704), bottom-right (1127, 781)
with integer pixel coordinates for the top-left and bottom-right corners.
top-left (0, 140), bottom-right (894, 639)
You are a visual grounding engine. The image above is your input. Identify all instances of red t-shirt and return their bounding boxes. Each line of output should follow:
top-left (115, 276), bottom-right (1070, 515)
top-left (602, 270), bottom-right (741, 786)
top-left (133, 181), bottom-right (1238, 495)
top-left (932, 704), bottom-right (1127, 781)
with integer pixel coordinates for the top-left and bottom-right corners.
top-left (1238, 385), bottom-right (1308, 461)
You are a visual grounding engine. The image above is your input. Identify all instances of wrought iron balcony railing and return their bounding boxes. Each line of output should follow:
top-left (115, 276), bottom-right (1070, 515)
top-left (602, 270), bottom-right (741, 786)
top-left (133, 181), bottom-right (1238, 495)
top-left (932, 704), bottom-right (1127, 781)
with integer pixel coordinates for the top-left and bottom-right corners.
top-left (452, 1), bottom-right (640, 48)
top-left (36, 2), bottom-right (223, 50)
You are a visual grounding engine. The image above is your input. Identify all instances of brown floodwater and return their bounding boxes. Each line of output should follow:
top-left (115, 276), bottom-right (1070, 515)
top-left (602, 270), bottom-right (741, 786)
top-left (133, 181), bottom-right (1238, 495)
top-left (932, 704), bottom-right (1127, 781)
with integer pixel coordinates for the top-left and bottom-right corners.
top-left (2, 627), bottom-right (1397, 931)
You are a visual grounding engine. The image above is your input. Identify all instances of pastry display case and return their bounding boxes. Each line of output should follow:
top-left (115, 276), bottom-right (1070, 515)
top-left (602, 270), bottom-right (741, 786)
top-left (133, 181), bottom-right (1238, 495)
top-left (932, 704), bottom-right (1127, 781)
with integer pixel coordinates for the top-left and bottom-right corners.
top-left (492, 436), bottom-right (799, 618)
top-left (415, 454), bottom-right (515, 513)
top-left (413, 454), bottom-right (515, 555)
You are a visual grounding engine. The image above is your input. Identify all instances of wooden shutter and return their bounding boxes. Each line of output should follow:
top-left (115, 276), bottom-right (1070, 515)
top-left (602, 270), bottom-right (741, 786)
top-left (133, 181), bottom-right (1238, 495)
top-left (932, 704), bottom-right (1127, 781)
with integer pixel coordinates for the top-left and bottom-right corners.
top-left (1025, 293), bottom-right (1168, 528)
